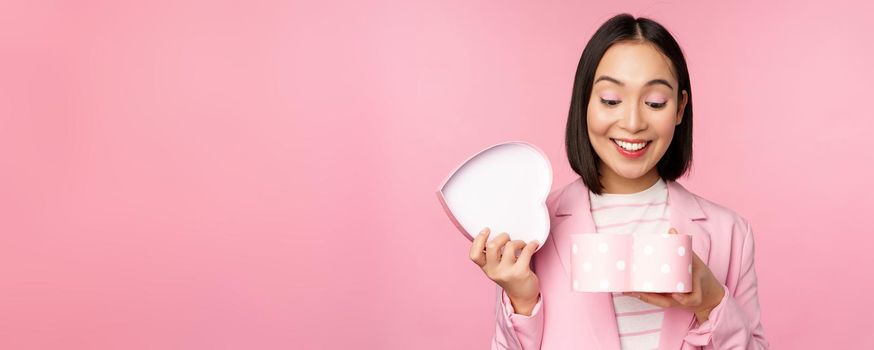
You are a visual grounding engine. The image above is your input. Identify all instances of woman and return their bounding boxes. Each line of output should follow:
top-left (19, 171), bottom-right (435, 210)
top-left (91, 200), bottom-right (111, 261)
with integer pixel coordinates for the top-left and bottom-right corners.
top-left (468, 14), bottom-right (769, 350)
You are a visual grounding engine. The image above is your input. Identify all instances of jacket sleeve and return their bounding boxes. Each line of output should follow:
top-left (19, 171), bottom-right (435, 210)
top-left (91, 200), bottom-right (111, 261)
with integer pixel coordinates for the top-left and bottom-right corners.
top-left (491, 286), bottom-right (544, 350)
top-left (684, 220), bottom-right (770, 349)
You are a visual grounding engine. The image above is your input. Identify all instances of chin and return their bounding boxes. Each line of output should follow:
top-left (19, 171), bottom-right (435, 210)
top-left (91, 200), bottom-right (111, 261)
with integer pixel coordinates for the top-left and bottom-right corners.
top-left (605, 160), bottom-right (654, 180)
top-left (615, 169), bottom-right (651, 180)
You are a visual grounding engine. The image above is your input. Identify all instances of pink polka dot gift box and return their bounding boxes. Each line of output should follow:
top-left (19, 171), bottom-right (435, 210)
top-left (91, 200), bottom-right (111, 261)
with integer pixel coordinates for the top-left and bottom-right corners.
top-left (571, 232), bottom-right (692, 293)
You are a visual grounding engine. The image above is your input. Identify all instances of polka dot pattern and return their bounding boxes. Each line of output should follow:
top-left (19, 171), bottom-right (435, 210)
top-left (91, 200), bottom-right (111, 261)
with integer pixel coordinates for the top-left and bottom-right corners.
top-left (569, 233), bottom-right (692, 292)
top-left (598, 243), bottom-right (609, 253)
top-left (643, 281), bottom-right (653, 291)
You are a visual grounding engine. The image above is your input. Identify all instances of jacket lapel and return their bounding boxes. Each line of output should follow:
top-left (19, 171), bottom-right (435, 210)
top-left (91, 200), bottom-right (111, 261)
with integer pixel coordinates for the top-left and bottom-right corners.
top-left (550, 178), bottom-right (712, 350)
top-left (551, 179), bottom-right (620, 350)
top-left (659, 180), bottom-right (711, 349)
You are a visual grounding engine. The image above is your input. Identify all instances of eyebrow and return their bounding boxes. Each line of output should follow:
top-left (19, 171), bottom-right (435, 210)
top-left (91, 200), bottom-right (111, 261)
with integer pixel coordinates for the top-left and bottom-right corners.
top-left (594, 75), bottom-right (674, 90)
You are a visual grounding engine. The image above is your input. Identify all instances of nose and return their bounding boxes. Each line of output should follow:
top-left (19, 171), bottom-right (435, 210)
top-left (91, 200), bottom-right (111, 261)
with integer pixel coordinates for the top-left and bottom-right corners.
top-left (618, 101), bottom-right (647, 133)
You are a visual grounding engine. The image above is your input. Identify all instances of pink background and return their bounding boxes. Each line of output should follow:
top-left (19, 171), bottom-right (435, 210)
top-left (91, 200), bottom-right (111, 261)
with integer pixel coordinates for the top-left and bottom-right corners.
top-left (2, 0), bottom-right (873, 349)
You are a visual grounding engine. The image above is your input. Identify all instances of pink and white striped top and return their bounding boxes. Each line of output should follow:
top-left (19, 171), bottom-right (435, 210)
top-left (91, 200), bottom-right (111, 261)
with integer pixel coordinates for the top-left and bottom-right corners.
top-left (589, 178), bottom-right (670, 350)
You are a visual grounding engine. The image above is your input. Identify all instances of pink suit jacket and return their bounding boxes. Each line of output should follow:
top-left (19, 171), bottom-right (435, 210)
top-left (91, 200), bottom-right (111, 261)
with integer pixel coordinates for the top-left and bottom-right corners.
top-left (491, 178), bottom-right (769, 349)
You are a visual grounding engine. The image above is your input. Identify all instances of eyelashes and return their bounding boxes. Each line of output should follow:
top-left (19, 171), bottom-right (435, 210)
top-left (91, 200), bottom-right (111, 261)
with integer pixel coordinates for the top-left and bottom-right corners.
top-left (599, 98), bottom-right (667, 110)
top-left (646, 101), bottom-right (667, 109)
top-left (600, 98), bottom-right (621, 106)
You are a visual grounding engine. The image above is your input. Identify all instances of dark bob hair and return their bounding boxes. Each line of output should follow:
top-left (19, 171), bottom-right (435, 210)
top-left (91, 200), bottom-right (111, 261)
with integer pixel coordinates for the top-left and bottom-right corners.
top-left (565, 13), bottom-right (693, 194)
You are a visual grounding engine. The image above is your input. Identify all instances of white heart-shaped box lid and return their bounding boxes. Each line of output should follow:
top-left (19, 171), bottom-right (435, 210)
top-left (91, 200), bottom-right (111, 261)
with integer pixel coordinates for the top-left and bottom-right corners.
top-left (436, 141), bottom-right (553, 252)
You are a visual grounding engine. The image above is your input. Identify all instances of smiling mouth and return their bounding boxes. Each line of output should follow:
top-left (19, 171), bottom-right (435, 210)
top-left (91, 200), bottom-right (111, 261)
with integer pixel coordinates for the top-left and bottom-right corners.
top-left (611, 138), bottom-right (649, 151)
top-left (610, 138), bottom-right (651, 158)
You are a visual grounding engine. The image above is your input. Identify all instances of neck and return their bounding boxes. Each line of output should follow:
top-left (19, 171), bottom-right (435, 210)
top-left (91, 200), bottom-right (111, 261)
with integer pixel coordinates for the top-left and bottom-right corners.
top-left (598, 164), bottom-right (661, 194)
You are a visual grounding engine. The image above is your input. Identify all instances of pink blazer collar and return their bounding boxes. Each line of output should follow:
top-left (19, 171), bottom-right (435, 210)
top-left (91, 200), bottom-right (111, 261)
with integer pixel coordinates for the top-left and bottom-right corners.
top-left (550, 179), bottom-right (712, 350)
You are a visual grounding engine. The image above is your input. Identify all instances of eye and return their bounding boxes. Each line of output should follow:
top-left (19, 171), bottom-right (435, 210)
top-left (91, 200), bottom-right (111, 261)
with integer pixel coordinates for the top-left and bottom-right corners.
top-left (646, 101), bottom-right (666, 109)
top-left (600, 98), bottom-right (621, 106)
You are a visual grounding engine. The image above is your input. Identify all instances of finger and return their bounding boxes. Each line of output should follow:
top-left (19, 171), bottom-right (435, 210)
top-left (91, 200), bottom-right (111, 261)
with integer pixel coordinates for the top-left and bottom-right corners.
top-left (674, 264), bottom-right (704, 305)
top-left (485, 232), bottom-right (511, 267)
top-left (500, 240), bottom-right (527, 267)
top-left (671, 290), bottom-right (692, 305)
top-left (678, 280), bottom-right (703, 307)
top-left (469, 227), bottom-right (490, 267)
top-left (668, 227), bottom-right (679, 235)
top-left (514, 240), bottom-right (540, 268)
top-left (634, 292), bottom-right (676, 308)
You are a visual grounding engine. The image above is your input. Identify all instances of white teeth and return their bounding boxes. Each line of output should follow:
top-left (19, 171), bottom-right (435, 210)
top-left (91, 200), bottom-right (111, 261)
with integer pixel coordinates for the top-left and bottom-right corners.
top-left (613, 139), bottom-right (647, 152)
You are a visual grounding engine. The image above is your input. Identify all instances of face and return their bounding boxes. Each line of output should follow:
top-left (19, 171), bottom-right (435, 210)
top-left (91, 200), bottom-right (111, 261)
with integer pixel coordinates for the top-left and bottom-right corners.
top-left (586, 41), bottom-right (688, 183)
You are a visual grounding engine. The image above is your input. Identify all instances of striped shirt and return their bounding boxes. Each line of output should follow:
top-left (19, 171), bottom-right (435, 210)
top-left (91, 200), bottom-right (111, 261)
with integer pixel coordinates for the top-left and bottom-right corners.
top-left (589, 178), bottom-right (670, 350)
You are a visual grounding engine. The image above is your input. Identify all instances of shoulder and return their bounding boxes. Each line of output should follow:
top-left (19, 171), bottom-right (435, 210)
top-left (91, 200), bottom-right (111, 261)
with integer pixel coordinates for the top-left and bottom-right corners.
top-left (676, 183), bottom-right (756, 264)
top-left (545, 177), bottom-right (584, 217)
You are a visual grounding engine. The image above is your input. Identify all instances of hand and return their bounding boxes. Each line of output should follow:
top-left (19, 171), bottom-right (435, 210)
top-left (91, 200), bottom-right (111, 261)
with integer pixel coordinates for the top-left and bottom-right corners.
top-left (469, 227), bottom-right (541, 315)
top-left (622, 228), bottom-right (726, 323)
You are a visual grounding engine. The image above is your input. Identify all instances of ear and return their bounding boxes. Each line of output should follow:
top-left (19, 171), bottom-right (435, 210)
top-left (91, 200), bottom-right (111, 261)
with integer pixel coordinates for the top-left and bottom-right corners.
top-left (676, 90), bottom-right (688, 125)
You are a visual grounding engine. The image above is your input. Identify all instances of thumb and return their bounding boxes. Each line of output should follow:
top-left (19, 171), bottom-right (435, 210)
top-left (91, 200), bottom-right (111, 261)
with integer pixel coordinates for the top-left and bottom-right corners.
top-left (668, 227), bottom-right (679, 235)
